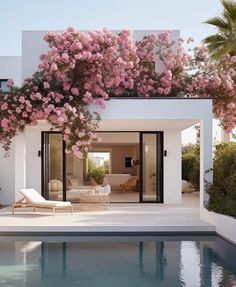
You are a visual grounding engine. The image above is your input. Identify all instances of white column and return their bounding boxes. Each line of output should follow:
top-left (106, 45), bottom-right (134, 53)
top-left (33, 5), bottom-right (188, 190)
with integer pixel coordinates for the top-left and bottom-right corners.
top-left (164, 131), bottom-right (181, 204)
top-left (0, 133), bottom-right (26, 204)
top-left (200, 118), bottom-right (213, 209)
top-left (0, 146), bottom-right (15, 204)
top-left (14, 132), bottom-right (26, 202)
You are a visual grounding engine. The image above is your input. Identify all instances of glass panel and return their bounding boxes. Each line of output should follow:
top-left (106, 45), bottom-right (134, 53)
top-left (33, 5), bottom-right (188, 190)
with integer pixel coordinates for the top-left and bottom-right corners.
top-left (0, 80), bottom-right (9, 92)
top-left (142, 134), bottom-right (158, 201)
top-left (87, 151), bottom-right (110, 184)
top-left (65, 150), bottom-right (111, 202)
top-left (47, 134), bottom-right (63, 201)
top-left (65, 132), bottom-right (140, 203)
top-left (65, 148), bottom-right (86, 202)
top-left (90, 132), bottom-right (140, 203)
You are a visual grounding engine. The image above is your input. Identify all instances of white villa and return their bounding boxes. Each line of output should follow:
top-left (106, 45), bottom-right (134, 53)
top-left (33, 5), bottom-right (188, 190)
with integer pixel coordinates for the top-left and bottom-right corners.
top-left (0, 30), bottom-right (212, 212)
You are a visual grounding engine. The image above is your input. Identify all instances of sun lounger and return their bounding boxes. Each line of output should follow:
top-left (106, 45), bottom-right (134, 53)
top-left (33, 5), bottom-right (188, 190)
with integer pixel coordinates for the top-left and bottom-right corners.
top-left (12, 188), bottom-right (73, 217)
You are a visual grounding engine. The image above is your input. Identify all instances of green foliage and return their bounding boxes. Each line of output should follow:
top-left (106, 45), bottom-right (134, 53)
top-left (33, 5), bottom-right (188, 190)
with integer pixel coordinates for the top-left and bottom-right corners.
top-left (87, 167), bottom-right (104, 184)
top-left (206, 142), bottom-right (236, 218)
top-left (103, 159), bottom-right (110, 174)
top-left (203, 0), bottom-right (236, 59)
top-left (87, 158), bottom-right (109, 184)
top-left (182, 143), bottom-right (196, 154)
top-left (182, 126), bottom-right (200, 190)
top-left (182, 152), bottom-right (200, 190)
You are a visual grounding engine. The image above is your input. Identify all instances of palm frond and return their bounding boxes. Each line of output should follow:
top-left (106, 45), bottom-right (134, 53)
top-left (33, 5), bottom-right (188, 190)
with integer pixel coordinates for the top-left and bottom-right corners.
top-left (204, 17), bottom-right (230, 31)
top-left (222, 0), bottom-right (236, 21)
top-left (203, 34), bottom-right (230, 59)
top-left (203, 34), bottom-right (227, 45)
top-left (207, 37), bottom-right (236, 59)
top-left (203, 0), bottom-right (236, 59)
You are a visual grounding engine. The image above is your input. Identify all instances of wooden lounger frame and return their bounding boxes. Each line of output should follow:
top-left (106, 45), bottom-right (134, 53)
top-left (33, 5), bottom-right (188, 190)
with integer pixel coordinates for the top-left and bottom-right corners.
top-left (12, 197), bottom-right (73, 218)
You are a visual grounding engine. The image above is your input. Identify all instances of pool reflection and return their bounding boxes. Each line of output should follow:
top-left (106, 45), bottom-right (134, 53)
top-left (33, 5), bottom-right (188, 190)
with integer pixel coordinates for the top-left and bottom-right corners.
top-left (0, 236), bottom-right (235, 287)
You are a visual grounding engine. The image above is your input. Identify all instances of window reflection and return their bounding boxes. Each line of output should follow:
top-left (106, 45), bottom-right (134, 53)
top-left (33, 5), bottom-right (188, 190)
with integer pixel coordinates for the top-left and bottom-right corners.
top-left (180, 241), bottom-right (201, 287)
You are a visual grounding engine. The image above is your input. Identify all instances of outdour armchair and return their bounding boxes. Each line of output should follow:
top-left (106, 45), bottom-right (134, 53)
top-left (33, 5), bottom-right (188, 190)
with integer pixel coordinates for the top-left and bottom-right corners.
top-left (120, 176), bottom-right (138, 193)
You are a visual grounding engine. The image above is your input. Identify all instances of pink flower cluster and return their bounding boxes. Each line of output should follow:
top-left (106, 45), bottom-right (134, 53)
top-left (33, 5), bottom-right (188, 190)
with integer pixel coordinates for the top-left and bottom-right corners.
top-left (40, 27), bottom-right (139, 102)
top-left (1, 27), bottom-right (236, 156)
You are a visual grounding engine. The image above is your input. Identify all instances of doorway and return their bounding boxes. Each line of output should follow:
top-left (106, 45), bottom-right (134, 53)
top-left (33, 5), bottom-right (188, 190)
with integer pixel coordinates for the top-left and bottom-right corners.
top-left (42, 131), bottom-right (163, 203)
top-left (140, 132), bottom-right (164, 203)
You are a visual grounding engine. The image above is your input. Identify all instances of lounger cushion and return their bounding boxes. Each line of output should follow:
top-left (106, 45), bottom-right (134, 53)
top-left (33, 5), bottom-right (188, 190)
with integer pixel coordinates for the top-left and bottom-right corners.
top-left (33, 200), bottom-right (71, 207)
top-left (21, 188), bottom-right (46, 202)
top-left (20, 188), bottom-right (72, 206)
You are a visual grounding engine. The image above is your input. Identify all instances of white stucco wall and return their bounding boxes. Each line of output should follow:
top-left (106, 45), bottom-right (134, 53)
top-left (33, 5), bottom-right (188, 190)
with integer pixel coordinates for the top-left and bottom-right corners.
top-left (0, 56), bottom-right (21, 86)
top-left (14, 133), bottom-right (26, 202)
top-left (96, 98), bottom-right (212, 206)
top-left (0, 124), bottom-right (50, 204)
top-left (0, 133), bottom-right (26, 205)
top-left (0, 146), bottom-right (15, 204)
top-left (201, 209), bottom-right (236, 244)
top-left (164, 131), bottom-right (182, 204)
top-left (0, 98), bottom-right (212, 205)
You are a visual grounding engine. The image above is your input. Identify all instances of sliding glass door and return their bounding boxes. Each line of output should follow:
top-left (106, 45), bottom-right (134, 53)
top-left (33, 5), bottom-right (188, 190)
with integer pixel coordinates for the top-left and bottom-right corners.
top-left (42, 132), bottom-right (65, 201)
top-left (140, 132), bottom-right (163, 203)
top-left (42, 131), bottom-right (163, 203)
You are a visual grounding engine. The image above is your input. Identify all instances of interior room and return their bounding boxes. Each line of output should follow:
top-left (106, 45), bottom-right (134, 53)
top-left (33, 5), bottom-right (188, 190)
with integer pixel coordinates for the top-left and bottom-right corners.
top-left (65, 132), bottom-right (140, 203)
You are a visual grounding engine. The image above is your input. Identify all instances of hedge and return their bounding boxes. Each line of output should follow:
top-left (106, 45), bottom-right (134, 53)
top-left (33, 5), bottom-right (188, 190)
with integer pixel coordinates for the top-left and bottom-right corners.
top-left (206, 142), bottom-right (236, 218)
top-left (182, 152), bottom-right (200, 190)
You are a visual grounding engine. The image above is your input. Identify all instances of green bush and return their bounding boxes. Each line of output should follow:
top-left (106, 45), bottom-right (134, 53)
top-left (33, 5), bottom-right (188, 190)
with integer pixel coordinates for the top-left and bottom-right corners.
top-left (87, 158), bottom-right (109, 184)
top-left (88, 167), bottom-right (105, 184)
top-left (182, 152), bottom-right (200, 190)
top-left (182, 153), bottom-right (196, 181)
top-left (206, 142), bottom-right (236, 218)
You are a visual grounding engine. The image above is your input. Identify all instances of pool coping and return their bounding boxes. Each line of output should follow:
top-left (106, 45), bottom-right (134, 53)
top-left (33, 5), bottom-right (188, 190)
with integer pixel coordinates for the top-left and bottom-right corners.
top-left (0, 231), bottom-right (216, 236)
top-left (1, 231), bottom-right (235, 246)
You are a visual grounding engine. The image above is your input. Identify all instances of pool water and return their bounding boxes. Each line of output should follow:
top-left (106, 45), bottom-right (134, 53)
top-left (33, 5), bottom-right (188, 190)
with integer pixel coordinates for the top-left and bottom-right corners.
top-left (0, 235), bottom-right (235, 287)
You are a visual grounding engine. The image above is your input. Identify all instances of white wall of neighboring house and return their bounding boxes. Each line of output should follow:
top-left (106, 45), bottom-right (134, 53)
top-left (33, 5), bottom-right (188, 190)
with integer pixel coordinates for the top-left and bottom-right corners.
top-left (0, 56), bottom-right (22, 86)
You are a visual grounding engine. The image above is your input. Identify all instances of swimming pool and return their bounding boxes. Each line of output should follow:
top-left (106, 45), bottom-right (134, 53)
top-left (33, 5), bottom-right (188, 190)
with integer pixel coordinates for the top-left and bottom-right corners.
top-left (0, 235), bottom-right (235, 287)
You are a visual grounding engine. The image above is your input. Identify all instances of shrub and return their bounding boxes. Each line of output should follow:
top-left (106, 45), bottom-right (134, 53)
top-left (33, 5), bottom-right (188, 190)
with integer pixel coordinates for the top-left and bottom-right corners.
top-left (88, 167), bottom-right (105, 185)
top-left (182, 152), bottom-right (200, 190)
top-left (87, 157), bottom-right (109, 184)
top-left (182, 153), bottom-right (196, 181)
top-left (206, 142), bottom-right (236, 218)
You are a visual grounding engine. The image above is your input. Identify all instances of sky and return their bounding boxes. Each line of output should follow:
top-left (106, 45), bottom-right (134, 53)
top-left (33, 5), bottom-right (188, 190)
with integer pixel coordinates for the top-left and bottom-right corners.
top-left (0, 0), bottom-right (224, 143)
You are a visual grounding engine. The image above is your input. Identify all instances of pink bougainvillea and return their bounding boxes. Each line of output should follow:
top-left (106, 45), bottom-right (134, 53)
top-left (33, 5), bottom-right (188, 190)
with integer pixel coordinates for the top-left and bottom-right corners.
top-left (1, 27), bottom-right (236, 157)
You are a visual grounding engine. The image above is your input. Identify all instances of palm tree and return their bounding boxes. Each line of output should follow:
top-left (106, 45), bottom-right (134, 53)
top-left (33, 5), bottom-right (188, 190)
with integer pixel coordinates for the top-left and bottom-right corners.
top-left (203, 0), bottom-right (236, 59)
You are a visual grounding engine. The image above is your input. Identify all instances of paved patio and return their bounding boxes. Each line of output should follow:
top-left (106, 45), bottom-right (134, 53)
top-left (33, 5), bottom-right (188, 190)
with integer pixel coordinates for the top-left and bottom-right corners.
top-left (0, 194), bottom-right (215, 234)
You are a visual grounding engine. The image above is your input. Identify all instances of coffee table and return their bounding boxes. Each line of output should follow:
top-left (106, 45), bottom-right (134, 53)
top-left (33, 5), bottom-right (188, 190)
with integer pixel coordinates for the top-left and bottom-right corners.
top-left (79, 193), bottom-right (109, 210)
